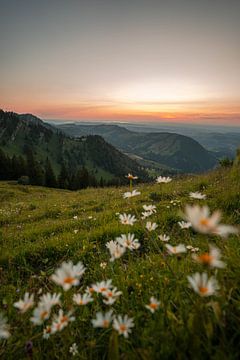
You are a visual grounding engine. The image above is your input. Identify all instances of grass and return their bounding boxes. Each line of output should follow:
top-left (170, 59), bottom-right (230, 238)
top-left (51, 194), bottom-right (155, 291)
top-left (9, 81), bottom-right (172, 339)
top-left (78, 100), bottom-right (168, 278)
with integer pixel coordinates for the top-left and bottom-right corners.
top-left (0, 166), bottom-right (240, 359)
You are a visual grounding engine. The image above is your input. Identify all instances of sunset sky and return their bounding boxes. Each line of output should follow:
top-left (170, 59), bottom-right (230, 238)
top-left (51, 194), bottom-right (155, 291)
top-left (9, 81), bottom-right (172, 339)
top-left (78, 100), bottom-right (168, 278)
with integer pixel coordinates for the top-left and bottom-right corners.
top-left (0, 0), bottom-right (240, 125)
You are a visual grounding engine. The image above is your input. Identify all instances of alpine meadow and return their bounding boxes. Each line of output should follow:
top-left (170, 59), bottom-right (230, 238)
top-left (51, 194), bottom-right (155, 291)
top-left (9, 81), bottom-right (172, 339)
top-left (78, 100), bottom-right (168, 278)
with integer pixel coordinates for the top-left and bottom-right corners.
top-left (0, 156), bottom-right (240, 359)
top-left (1, 0), bottom-right (240, 359)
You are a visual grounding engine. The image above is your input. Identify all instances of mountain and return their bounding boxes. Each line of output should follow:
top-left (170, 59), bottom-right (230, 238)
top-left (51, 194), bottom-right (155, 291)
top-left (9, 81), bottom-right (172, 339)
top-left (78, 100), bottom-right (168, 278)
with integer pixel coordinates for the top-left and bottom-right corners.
top-left (0, 110), bottom-right (147, 182)
top-left (58, 123), bottom-right (218, 173)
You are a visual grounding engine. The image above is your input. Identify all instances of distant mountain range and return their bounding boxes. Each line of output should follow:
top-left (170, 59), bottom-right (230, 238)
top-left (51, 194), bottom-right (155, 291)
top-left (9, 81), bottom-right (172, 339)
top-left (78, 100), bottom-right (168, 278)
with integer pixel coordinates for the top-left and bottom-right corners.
top-left (0, 110), bottom-right (147, 182)
top-left (58, 123), bottom-right (218, 173)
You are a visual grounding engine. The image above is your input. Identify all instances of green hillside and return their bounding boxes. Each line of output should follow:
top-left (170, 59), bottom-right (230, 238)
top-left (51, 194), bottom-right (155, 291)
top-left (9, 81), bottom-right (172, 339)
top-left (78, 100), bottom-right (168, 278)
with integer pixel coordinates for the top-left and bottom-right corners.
top-left (0, 110), bottom-right (147, 183)
top-left (59, 123), bottom-right (218, 173)
top-left (0, 163), bottom-right (240, 359)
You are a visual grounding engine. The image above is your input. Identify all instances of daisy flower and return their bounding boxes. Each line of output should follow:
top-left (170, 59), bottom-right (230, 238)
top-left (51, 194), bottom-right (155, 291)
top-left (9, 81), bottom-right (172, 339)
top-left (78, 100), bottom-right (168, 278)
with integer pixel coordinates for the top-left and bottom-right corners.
top-left (92, 310), bottom-right (113, 328)
top-left (145, 297), bottom-right (161, 313)
top-left (158, 234), bottom-right (170, 242)
top-left (51, 310), bottom-right (75, 333)
top-left (156, 176), bottom-right (172, 183)
top-left (126, 173), bottom-right (138, 180)
top-left (184, 205), bottom-right (238, 237)
top-left (187, 272), bottom-right (219, 297)
top-left (69, 343), bottom-right (78, 356)
top-left (119, 213), bottom-right (137, 226)
top-left (116, 233), bottom-right (140, 250)
top-left (73, 293), bottom-right (93, 306)
top-left (92, 280), bottom-right (113, 294)
top-left (123, 190), bottom-right (141, 199)
top-left (189, 192), bottom-right (206, 200)
top-left (146, 222), bottom-right (158, 232)
top-left (141, 211), bottom-right (153, 219)
top-left (102, 287), bottom-right (122, 305)
top-left (0, 313), bottom-right (10, 339)
top-left (14, 292), bottom-right (34, 313)
top-left (192, 245), bottom-right (225, 268)
top-left (165, 244), bottom-right (186, 255)
top-left (113, 315), bottom-right (134, 338)
top-left (43, 325), bottom-right (52, 340)
top-left (178, 221), bottom-right (192, 229)
top-left (39, 293), bottom-right (61, 308)
top-left (143, 205), bottom-right (156, 213)
top-left (51, 261), bottom-right (86, 291)
top-left (31, 304), bottom-right (52, 325)
top-left (106, 240), bottom-right (126, 261)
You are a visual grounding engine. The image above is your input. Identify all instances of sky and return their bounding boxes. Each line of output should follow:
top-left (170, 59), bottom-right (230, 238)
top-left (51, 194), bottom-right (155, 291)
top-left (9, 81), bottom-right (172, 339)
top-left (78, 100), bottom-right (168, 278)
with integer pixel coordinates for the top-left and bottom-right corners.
top-left (0, 0), bottom-right (240, 125)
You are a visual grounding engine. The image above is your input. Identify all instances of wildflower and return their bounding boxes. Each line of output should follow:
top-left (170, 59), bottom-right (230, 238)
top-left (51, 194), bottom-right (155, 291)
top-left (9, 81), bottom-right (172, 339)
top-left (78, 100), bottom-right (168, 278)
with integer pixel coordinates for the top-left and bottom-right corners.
top-left (192, 245), bottom-right (225, 268)
top-left (106, 240), bottom-right (126, 261)
top-left (123, 190), bottom-right (141, 199)
top-left (113, 315), bottom-right (134, 338)
top-left (39, 293), bottom-right (61, 308)
top-left (178, 221), bottom-right (192, 229)
top-left (116, 233), bottom-right (140, 250)
top-left (85, 286), bottom-right (95, 296)
top-left (146, 222), bottom-right (158, 232)
top-left (186, 245), bottom-right (199, 253)
top-left (31, 304), bottom-right (52, 325)
top-left (126, 173), bottom-right (138, 180)
top-left (51, 261), bottom-right (86, 291)
top-left (158, 234), bottom-right (170, 242)
top-left (73, 215), bottom-right (78, 220)
top-left (100, 262), bottom-right (107, 269)
top-left (119, 213), bottom-right (137, 226)
top-left (43, 326), bottom-right (52, 339)
top-left (0, 313), bottom-right (10, 339)
top-left (92, 280), bottom-right (113, 294)
top-left (189, 192), bottom-right (206, 200)
top-left (92, 310), bottom-right (113, 328)
top-left (187, 272), bottom-right (219, 297)
top-left (145, 297), bottom-right (161, 313)
top-left (184, 205), bottom-right (238, 237)
top-left (73, 293), bottom-right (93, 306)
top-left (165, 244), bottom-right (186, 255)
top-left (102, 287), bottom-right (122, 305)
top-left (51, 310), bottom-right (75, 333)
top-left (14, 292), bottom-right (34, 313)
top-left (73, 229), bottom-right (78, 234)
top-left (156, 176), bottom-right (172, 183)
top-left (143, 205), bottom-right (156, 213)
top-left (141, 211), bottom-right (153, 219)
top-left (69, 343), bottom-right (78, 356)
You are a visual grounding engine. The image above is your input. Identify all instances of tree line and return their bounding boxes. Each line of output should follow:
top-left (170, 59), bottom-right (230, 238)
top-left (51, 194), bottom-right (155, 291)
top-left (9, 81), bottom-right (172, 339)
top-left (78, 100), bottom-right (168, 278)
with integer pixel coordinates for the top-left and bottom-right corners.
top-left (0, 148), bottom-right (122, 190)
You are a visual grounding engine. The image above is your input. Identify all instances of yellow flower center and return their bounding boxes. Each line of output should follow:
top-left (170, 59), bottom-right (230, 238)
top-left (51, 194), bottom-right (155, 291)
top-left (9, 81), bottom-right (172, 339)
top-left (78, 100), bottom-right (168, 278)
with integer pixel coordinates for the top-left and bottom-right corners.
top-left (150, 303), bottom-right (158, 309)
top-left (64, 277), bottom-right (75, 284)
top-left (119, 324), bottom-right (127, 332)
top-left (198, 253), bottom-right (213, 264)
top-left (200, 218), bottom-right (210, 227)
top-left (103, 320), bottom-right (109, 328)
top-left (199, 286), bottom-right (208, 294)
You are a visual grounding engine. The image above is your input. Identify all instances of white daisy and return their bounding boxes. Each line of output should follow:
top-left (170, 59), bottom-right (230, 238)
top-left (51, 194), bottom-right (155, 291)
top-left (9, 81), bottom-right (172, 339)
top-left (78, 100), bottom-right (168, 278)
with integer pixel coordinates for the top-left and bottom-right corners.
top-left (92, 310), bottom-right (113, 328)
top-left (51, 261), bottom-right (86, 291)
top-left (156, 176), bottom-right (172, 183)
top-left (113, 315), bottom-right (134, 338)
top-left (123, 190), bottom-right (141, 199)
top-left (0, 313), bottom-right (10, 339)
top-left (145, 297), bottom-right (161, 313)
top-left (187, 272), bottom-right (219, 297)
top-left (119, 213), bottom-right (137, 226)
top-left (165, 244), bottom-right (186, 255)
top-left (73, 293), bottom-right (93, 306)
top-left (178, 221), bottom-right (192, 229)
top-left (51, 310), bottom-right (75, 333)
top-left (189, 192), bottom-right (206, 200)
top-left (116, 233), bottom-right (140, 250)
top-left (158, 234), bottom-right (170, 242)
top-left (14, 292), bottom-right (34, 313)
top-left (192, 245), bottom-right (225, 268)
top-left (106, 240), bottom-right (126, 261)
top-left (146, 222), bottom-right (158, 232)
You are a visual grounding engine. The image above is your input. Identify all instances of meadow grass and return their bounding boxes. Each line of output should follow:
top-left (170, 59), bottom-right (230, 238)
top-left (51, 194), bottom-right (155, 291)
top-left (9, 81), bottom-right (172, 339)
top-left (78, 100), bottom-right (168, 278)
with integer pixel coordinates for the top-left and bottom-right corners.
top-left (0, 167), bottom-right (240, 359)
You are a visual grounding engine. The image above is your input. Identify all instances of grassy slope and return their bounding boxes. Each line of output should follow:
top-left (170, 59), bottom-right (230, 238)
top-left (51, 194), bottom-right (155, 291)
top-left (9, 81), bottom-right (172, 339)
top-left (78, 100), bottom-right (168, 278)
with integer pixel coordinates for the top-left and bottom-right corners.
top-left (0, 167), bottom-right (240, 359)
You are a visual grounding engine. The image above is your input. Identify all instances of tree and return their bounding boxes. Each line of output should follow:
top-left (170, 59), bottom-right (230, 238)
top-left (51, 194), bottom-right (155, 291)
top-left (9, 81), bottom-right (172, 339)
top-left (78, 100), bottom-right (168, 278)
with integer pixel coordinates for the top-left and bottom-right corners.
top-left (26, 149), bottom-right (44, 185)
top-left (45, 158), bottom-right (57, 188)
top-left (58, 163), bottom-right (69, 189)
